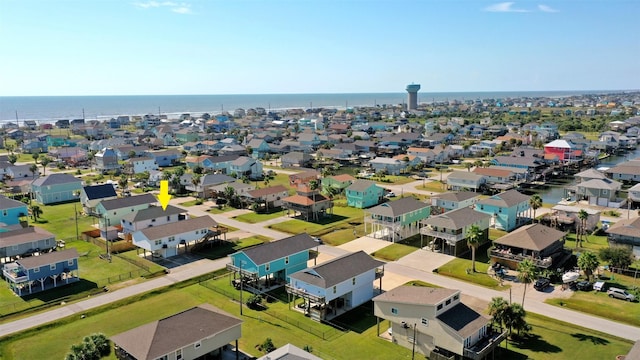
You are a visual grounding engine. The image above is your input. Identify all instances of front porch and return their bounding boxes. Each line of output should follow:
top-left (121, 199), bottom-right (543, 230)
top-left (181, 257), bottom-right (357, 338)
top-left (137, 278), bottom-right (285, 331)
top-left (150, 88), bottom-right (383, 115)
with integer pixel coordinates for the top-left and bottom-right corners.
top-left (285, 285), bottom-right (354, 322)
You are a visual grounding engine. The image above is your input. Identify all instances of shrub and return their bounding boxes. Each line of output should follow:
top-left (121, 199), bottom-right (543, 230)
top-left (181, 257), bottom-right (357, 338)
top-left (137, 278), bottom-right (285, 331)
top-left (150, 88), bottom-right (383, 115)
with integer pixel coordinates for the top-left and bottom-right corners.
top-left (246, 294), bottom-right (263, 310)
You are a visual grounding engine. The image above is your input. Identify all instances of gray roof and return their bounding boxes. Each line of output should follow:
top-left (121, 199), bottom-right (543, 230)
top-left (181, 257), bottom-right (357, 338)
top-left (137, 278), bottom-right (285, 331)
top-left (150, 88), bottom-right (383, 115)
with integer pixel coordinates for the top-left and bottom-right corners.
top-left (431, 191), bottom-right (480, 203)
top-left (0, 226), bottom-right (55, 247)
top-left (606, 217), bottom-right (640, 238)
top-left (17, 248), bottom-right (78, 270)
top-left (289, 250), bottom-right (383, 289)
top-left (238, 233), bottom-right (317, 266)
top-left (446, 171), bottom-right (485, 182)
top-left (577, 178), bottom-right (622, 190)
top-left (31, 173), bottom-right (81, 187)
top-left (574, 168), bottom-right (607, 180)
top-left (201, 174), bottom-right (236, 186)
top-left (494, 224), bottom-right (566, 251)
top-left (121, 205), bottom-right (185, 223)
top-left (422, 207), bottom-right (490, 229)
top-left (365, 197), bottom-right (429, 217)
top-left (256, 343), bottom-right (323, 360)
top-left (437, 303), bottom-right (490, 338)
top-left (100, 193), bottom-right (157, 211)
top-left (0, 195), bottom-right (27, 210)
top-left (477, 189), bottom-right (529, 208)
top-left (140, 216), bottom-right (217, 240)
top-left (346, 179), bottom-right (379, 192)
top-left (373, 286), bottom-right (458, 306)
top-left (110, 304), bottom-right (241, 360)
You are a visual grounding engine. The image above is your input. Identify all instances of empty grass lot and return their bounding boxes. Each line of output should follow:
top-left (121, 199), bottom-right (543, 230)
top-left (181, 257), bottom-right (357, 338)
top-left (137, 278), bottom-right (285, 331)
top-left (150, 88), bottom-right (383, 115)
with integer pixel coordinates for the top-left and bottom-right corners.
top-left (193, 235), bottom-right (271, 260)
top-left (268, 205), bottom-right (364, 239)
top-left (30, 202), bottom-right (96, 240)
top-left (233, 209), bottom-right (287, 224)
top-left (436, 251), bottom-right (508, 290)
top-left (416, 180), bottom-right (447, 193)
top-left (371, 235), bottom-right (424, 261)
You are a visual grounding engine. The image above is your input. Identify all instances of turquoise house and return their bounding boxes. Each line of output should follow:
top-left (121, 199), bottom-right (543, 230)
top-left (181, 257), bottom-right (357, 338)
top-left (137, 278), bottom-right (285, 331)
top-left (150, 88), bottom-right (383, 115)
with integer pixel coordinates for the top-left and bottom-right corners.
top-left (475, 189), bottom-right (530, 231)
top-left (46, 136), bottom-right (77, 147)
top-left (228, 233), bottom-right (318, 286)
top-left (364, 197), bottom-right (431, 243)
top-left (30, 174), bottom-right (83, 205)
top-left (346, 179), bottom-right (384, 209)
top-left (0, 196), bottom-right (28, 226)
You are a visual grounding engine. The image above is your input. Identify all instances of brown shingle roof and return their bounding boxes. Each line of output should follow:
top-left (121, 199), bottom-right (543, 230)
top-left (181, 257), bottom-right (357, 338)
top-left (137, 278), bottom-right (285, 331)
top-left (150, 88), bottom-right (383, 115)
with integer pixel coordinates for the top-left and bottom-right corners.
top-left (365, 197), bottom-right (429, 217)
top-left (330, 174), bottom-right (356, 182)
top-left (289, 251), bottom-right (383, 289)
top-left (422, 207), bottom-right (490, 229)
top-left (17, 248), bottom-right (78, 269)
top-left (246, 185), bottom-right (289, 198)
top-left (477, 189), bottom-right (529, 208)
top-left (140, 216), bottom-right (217, 240)
top-left (0, 227), bottom-right (55, 247)
top-left (494, 224), bottom-right (565, 251)
top-left (606, 217), bottom-right (640, 237)
top-left (110, 304), bottom-right (241, 360)
top-left (374, 286), bottom-right (458, 306)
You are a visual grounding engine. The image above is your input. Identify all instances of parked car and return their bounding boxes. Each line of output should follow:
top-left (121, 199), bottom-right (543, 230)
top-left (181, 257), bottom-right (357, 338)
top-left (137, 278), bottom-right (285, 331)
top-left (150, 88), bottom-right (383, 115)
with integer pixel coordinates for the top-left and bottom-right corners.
top-left (593, 281), bottom-right (606, 292)
top-left (607, 287), bottom-right (636, 302)
top-left (534, 278), bottom-right (551, 291)
top-left (385, 192), bottom-right (396, 198)
top-left (576, 281), bottom-right (592, 291)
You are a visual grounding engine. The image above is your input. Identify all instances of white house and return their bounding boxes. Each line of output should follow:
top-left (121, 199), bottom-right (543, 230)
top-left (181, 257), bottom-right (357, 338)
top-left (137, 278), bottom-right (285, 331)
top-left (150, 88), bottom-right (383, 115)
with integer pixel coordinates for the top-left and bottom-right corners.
top-left (286, 251), bottom-right (384, 322)
top-left (128, 156), bottom-right (158, 174)
top-left (132, 216), bottom-right (217, 258)
top-left (120, 204), bottom-right (187, 234)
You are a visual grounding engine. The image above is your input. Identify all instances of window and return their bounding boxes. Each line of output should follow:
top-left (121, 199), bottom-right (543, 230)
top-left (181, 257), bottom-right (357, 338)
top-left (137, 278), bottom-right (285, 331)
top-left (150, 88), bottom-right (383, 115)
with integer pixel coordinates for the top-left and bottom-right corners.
top-left (176, 349), bottom-right (182, 360)
top-left (333, 286), bottom-right (337, 294)
top-left (50, 264), bottom-right (56, 270)
top-left (151, 218), bottom-right (156, 222)
top-left (34, 267), bottom-right (40, 273)
top-left (446, 299), bottom-right (451, 306)
top-left (265, 263), bottom-right (270, 271)
top-left (168, 236), bottom-right (175, 242)
top-left (480, 205), bottom-right (484, 210)
top-left (167, 216), bottom-right (170, 221)
top-left (421, 318), bottom-right (429, 326)
top-left (437, 304), bottom-right (443, 310)
top-left (391, 307), bottom-right (398, 315)
top-left (352, 277), bottom-right (356, 285)
top-left (68, 260), bottom-right (74, 266)
top-left (285, 256), bottom-right (289, 265)
top-left (194, 342), bottom-right (201, 349)
top-left (2, 210), bottom-right (7, 216)
top-left (453, 294), bottom-right (459, 301)
top-left (155, 240), bottom-right (162, 246)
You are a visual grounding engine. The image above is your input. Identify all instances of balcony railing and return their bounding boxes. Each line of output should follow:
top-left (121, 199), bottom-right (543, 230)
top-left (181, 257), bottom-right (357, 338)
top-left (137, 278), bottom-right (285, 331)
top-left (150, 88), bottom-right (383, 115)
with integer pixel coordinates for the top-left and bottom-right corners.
top-left (490, 250), bottom-right (553, 268)
top-left (285, 284), bottom-right (325, 303)
top-left (419, 228), bottom-right (462, 243)
top-left (463, 329), bottom-right (508, 360)
top-left (3, 265), bottom-right (28, 283)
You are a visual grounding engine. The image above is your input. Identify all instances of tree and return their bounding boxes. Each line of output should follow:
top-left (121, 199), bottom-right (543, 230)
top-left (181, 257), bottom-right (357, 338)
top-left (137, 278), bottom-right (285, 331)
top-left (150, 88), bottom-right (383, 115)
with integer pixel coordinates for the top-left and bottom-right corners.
top-left (118, 174), bottom-right (128, 197)
top-left (488, 297), bottom-right (509, 331)
top-left (39, 157), bottom-right (51, 176)
top-left (577, 209), bottom-right (589, 247)
top-left (528, 194), bottom-right (542, 223)
top-left (32, 151), bottom-right (40, 164)
top-left (65, 333), bottom-right (110, 360)
top-left (505, 302), bottom-right (530, 336)
top-left (261, 338), bottom-right (276, 353)
top-left (30, 204), bottom-right (43, 222)
top-left (7, 153), bottom-right (17, 165)
top-left (516, 259), bottom-right (537, 308)
top-left (193, 165), bottom-right (204, 174)
top-left (191, 173), bottom-right (202, 197)
top-left (464, 162), bottom-right (473, 172)
top-left (466, 224), bottom-right (483, 272)
top-left (599, 246), bottom-right (634, 271)
top-left (578, 251), bottom-right (599, 282)
top-left (128, 150), bottom-right (136, 159)
top-left (29, 164), bottom-right (38, 179)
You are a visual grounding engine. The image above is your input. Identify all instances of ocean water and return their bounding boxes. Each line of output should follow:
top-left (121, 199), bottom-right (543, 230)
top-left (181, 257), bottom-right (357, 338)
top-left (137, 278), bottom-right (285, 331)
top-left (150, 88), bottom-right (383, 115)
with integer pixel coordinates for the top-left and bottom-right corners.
top-left (0, 90), bottom-right (614, 123)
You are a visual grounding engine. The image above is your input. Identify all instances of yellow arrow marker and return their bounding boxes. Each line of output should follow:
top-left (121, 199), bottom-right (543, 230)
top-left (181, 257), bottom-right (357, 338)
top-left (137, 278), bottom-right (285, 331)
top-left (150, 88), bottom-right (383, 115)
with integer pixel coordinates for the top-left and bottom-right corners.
top-left (157, 180), bottom-right (172, 210)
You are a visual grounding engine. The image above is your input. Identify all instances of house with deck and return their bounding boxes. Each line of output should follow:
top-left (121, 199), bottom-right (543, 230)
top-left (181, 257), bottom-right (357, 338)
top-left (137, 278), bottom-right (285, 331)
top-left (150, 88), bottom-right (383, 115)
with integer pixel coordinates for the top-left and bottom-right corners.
top-left (286, 250), bottom-right (384, 322)
top-left (131, 216), bottom-right (218, 258)
top-left (420, 207), bottom-right (491, 256)
top-left (227, 233), bottom-right (318, 290)
top-left (245, 185), bottom-right (289, 211)
top-left (445, 171), bottom-right (486, 192)
top-left (0, 195), bottom-right (28, 227)
top-left (429, 191), bottom-right (481, 214)
top-left (373, 286), bottom-right (505, 360)
top-left (30, 173), bottom-right (83, 205)
top-left (605, 163), bottom-right (640, 184)
top-left (282, 183), bottom-right (333, 221)
top-left (491, 223), bottom-right (568, 270)
top-left (369, 157), bottom-right (405, 175)
top-left (229, 156), bottom-right (262, 180)
top-left (3, 248), bottom-right (79, 296)
top-left (474, 189), bottom-right (530, 231)
top-left (94, 147), bottom-right (120, 174)
top-left (94, 193), bottom-right (157, 234)
top-left (606, 217), bottom-right (640, 252)
top-left (572, 178), bottom-right (623, 208)
top-left (549, 205), bottom-right (600, 232)
top-left (112, 304), bottom-right (242, 360)
top-left (364, 197), bottom-right (431, 243)
top-left (80, 184), bottom-right (118, 215)
top-left (345, 179), bottom-right (385, 209)
top-left (120, 204), bottom-right (187, 234)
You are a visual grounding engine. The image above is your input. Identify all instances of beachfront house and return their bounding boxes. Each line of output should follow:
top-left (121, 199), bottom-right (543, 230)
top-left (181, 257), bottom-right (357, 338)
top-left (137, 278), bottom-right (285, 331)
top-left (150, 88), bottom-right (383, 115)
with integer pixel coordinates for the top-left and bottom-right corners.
top-left (131, 216), bottom-right (218, 258)
top-left (227, 233), bottom-right (319, 290)
top-left (112, 304), bottom-right (243, 360)
top-left (286, 251), bottom-right (384, 322)
top-left (0, 195), bottom-right (28, 226)
top-left (445, 171), bottom-right (486, 192)
top-left (30, 173), bottom-right (83, 205)
top-left (345, 179), bottom-right (385, 209)
top-left (420, 207), bottom-right (491, 256)
top-left (491, 223), bottom-right (568, 270)
top-left (373, 286), bottom-right (505, 360)
top-left (364, 197), bottom-right (431, 243)
top-left (3, 248), bottom-right (79, 296)
top-left (474, 189), bottom-right (530, 231)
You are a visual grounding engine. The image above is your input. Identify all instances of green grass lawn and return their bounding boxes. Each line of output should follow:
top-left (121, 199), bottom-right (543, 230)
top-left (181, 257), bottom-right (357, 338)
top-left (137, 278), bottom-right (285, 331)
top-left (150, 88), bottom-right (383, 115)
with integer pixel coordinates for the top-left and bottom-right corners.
top-left (194, 235), bottom-right (271, 260)
top-left (233, 209), bottom-right (287, 224)
top-left (375, 175), bottom-right (415, 185)
top-left (178, 199), bottom-right (202, 207)
top-left (268, 205), bottom-right (364, 238)
top-left (29, 202), bottom-right (96, 240)
top-left (436, 257), bottom-right (508, 290)
top-left (371, 235), bottom-right (424, 261)
top-left (416, 180), bottom-right (446, 193)
top-left (564, 233), bottom-right (610, 252)
top-left (205, 206), bottom-right (236, 214)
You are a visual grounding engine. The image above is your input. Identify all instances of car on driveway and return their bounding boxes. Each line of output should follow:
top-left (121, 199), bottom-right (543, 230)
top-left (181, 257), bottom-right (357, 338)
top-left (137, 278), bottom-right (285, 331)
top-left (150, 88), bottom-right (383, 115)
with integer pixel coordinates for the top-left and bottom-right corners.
top-left (534, 278), bottom-right (551, 291)
top-left (607, 287), bottom-right (636, 302)
top-left (576, 281), bottom-right (592, 291)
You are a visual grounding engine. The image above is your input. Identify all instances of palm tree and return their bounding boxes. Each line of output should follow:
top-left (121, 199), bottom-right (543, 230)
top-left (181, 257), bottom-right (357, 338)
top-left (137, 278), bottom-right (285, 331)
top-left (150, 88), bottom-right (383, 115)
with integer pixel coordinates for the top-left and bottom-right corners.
top-left (505, 302), bottom-right (529, 336)
top-left (529, 194), bottom-right (542, 223)
top-left (39, 157), bottom-right (51, 176)
top-left (118, 174), bottom-right (128, 197)
top-left (191, 173), bottom-right (202, 198)
top-left (517, 259), bottom-right (537, 308)
top-left (578, 251), bottom-right (599, 282)
top-left (577, 209), bottom-right (589, 247)
top-left (29, 164), bottom-right (38, 179)
top-left (466, 224), bottom-right (483, 272)
top-left (473, 159), bottom-right (483, 169)
top-left (32, 151), bottom-right (40, 164)
top-left (30, 204), bottom-right (43, 222)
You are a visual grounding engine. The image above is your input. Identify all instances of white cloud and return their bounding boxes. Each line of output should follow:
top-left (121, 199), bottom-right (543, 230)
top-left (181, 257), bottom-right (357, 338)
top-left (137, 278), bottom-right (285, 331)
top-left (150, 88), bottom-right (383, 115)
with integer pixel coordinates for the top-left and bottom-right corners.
top-left (484, 2), bottom-right (529, 12)
top-left (133, 1), bottom-right (192, 14)
top-left (538, 4), bottom-right (559, 13)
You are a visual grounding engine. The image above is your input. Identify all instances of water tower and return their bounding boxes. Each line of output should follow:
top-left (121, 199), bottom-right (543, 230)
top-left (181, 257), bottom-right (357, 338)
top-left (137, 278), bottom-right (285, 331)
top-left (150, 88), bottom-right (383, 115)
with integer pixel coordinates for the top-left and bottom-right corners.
top-left (406, 84), bottom-right (421, 110)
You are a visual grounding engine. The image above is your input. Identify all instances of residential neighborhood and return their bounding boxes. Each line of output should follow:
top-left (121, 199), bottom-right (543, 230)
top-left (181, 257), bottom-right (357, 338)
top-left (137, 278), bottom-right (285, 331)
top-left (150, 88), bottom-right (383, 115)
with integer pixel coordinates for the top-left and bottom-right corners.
top-left (1, 91), bottom-right (640, 359)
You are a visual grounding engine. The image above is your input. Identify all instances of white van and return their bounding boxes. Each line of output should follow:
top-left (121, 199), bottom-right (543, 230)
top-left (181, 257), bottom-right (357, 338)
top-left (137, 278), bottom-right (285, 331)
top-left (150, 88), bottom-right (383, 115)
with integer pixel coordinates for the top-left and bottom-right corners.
top-left (593, 281), bottom-right (605, 292)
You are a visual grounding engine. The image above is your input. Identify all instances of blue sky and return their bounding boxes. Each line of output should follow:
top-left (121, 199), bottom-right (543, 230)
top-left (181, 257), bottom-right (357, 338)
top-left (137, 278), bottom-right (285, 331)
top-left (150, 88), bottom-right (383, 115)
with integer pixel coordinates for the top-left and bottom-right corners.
top-left (1, 0), bottom-right (638, 96)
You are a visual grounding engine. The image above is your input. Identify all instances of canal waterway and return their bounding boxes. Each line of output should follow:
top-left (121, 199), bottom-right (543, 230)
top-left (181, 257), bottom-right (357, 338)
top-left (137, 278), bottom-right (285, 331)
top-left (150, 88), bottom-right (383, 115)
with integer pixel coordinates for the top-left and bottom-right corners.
top-left (521, 147), bottom-right (640, 204)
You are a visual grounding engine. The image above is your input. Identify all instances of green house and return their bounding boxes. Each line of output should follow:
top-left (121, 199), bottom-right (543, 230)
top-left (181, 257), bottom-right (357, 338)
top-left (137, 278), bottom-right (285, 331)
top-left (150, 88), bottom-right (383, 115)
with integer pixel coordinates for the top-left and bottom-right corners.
top-left (322, 174), bottom-right (356, 197)
top-left (364, 197), bottom-right (431, 243)
top-left (345, 179), bottom-right (384, 208)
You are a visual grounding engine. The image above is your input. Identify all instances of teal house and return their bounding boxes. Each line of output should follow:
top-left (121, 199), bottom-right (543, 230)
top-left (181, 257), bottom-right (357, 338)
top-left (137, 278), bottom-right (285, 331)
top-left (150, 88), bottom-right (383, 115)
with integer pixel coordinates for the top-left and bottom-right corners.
top-left (30, 174), bottom-right (83, 205)
top-left (46, 135), bottom-right (77, 148)
top-left (346, 179), bottom-right (384, 209)
top-left (227, 233), bottom-right (318, 287)
top-left (364, 197), bottom-right (431, 243)
top-left (247, 138), bottom-right (271, 159)
top-left (0, 196), bottom-right (28, 226)
top-left (322, 174), bottom-right (355, 197)
top-left (475, 189), bottom-right (530, 231)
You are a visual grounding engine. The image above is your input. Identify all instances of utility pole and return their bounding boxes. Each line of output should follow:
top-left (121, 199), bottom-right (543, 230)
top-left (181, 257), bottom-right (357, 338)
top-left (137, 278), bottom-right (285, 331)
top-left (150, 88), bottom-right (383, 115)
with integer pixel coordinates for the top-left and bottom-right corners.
top-left (239, 261), bottom-right (243, 315)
